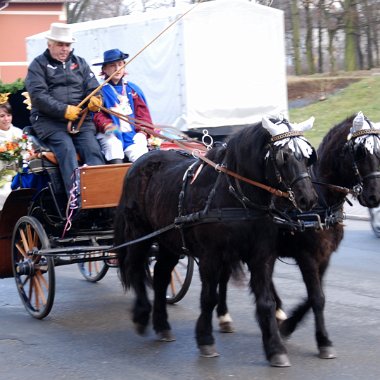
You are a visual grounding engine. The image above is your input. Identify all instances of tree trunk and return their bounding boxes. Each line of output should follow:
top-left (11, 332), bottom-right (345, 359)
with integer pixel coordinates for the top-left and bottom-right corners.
top-left (317, 0), bottom-right (324, 73)
top-left (291, 0), bottom-right (302, 75)
top-left (304, 1), bottom-right (315, 74)
top-left (344, 0), bottom-right (359, 71)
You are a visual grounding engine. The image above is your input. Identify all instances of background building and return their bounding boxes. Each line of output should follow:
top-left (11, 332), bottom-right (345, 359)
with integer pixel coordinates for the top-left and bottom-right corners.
top-left (0, 0), bottom-right (69, 82)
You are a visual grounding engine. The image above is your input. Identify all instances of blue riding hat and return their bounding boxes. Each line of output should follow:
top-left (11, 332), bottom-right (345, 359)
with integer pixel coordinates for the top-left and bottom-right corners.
top-left (93, 49), bottom-right (129, 66)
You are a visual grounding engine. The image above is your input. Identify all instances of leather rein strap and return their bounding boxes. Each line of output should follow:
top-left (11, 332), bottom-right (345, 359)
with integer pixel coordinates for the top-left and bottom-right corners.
top-left (100, 106), bottom-right (292, 199)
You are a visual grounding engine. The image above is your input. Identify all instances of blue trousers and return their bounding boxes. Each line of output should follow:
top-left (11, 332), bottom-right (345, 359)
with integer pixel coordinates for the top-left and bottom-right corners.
top-left (43, 128), bottom-right (105, 196)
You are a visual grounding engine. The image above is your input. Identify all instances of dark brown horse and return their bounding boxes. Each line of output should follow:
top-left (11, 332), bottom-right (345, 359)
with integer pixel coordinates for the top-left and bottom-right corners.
top-left (216, 111), bottom-right (380, 360)
top-left (114, 116), bottom-right (318, 367)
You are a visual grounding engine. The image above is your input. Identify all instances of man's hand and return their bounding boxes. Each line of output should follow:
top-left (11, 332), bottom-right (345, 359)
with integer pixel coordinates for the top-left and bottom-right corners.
top-left (88, 95), bottom-right (102, 112)
top-left (64, 105), bottom-right (82, 121)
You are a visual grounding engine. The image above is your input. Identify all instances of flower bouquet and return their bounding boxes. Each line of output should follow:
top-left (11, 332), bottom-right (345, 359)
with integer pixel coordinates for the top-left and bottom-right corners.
top-left (0, 134), bottom-right (31, 188)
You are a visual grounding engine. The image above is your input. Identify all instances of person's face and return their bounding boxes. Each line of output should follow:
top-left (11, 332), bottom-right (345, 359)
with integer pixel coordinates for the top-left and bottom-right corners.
top-left (0, 106), bottom-right (12, 131)
top-left (48, 41), bottom-right (72, 62)
top-left (103, 60), bottom-right (126, 84)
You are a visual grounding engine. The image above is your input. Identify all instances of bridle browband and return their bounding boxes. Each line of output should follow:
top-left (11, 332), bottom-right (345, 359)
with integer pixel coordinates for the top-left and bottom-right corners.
top-left (270, 130), bottom-right (304, 142)
top-left (349, 129), bottom-right (380, 139)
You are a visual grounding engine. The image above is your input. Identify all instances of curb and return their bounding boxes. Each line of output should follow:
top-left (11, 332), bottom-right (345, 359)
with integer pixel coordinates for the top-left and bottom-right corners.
top-left (345, 214), bottom-right (370, 221)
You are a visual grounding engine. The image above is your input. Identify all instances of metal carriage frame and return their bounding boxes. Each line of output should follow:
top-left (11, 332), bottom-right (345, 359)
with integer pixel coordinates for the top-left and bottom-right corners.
top-left (0, 159), bottom-right (194, 319)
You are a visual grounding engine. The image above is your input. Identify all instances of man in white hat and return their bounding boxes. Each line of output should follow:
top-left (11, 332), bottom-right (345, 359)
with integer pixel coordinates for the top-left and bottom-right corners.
top-left (25, 22), bottom-right (105, 198)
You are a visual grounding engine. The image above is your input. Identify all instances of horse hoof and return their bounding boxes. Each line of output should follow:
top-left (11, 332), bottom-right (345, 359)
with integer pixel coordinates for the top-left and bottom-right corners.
top-left (199, 345), bottom-right (220, 358)
top-left (319, 346), bottom-right (337, 359)
top-left (156, 330), bottom-right (176, 342)
top-left (269, 353), bottom-right (291, 367)
top-left (135, 323), bottom-right (148, 336)
top-left (219, 321), bottom-right (235, 333)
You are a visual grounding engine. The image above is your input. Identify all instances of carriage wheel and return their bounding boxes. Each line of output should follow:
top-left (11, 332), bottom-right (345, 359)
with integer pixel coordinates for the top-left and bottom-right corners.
top-left (78, 260), bottom-right (109, 282)
top-left (166, 255), bottom-right (194, 304)
top-left (149, 255), bottom-right (194, 304)
top-left (12, 216), bottom-right (55, 319)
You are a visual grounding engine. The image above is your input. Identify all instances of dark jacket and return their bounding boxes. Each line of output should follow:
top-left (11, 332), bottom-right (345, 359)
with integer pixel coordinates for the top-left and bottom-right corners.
top-left (25, 49), bottom-right (99, 139)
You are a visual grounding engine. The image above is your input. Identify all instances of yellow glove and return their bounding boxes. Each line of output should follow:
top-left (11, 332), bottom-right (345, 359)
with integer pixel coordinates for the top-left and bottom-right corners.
top-left (64, 105), bottom-right (82, 121)
top-left (88, 95), bottom-right (102, 112)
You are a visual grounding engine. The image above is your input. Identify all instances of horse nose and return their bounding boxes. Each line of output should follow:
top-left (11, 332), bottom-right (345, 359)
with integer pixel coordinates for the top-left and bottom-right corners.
top-left (297, 190), bottom-right (318, 211)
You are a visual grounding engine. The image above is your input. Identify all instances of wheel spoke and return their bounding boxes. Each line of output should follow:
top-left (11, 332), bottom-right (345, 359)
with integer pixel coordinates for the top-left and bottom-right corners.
top-left (28, 277), bottom-right (34, 304)
top-left (15, 241), bottom-right (27, 258)
top-left (20, 229), bottom-right (30, 253)
top-left (34, 274), bottom-right (47, 306)
top-left (33, 230), bottom-right (39, 248)
top-left (21, 275), bottom-right (30, 287)
top-left (26, 224), bottom-right (33, 247)
top-left (36, 271), bottom-right (49, 290)
top-left (173, 268), bottom-right (184, 284)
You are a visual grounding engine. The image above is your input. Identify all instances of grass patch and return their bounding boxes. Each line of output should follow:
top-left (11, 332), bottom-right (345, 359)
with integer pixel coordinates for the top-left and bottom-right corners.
top-left (289, 75), bottom-right (380, 148)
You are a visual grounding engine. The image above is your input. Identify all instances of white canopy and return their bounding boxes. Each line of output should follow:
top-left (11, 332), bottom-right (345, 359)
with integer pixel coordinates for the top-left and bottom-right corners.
top-left (26, 0), bottom-right (288, 132)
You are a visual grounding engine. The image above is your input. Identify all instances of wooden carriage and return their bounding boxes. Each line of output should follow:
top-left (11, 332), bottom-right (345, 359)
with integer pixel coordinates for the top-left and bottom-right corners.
top-left (0, 151), bottom-right (194, 319)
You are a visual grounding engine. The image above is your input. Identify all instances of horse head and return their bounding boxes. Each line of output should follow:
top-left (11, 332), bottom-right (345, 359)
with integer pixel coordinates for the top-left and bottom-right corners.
top-left (262, 116), bottom-right (318, 211)
top-left (345, 111), bottom-right (380, 208)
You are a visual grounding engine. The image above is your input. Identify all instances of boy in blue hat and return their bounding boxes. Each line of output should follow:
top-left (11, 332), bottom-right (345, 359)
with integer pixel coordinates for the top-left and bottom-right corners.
top-left (93, 49), bottom-right (152, 164)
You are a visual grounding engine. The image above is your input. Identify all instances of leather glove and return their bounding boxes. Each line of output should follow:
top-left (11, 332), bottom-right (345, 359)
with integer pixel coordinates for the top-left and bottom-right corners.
top-left (104, 123), bottom-right (118, 135)
top-left (88, 95), bottom-right (102, 112)
top-left (64, 105), bottom-right (82, 121)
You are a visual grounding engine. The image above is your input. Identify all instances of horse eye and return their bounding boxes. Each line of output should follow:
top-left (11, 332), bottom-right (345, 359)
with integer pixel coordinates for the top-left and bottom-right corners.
top-left (354, 144), bottom-right (367, 161)
top-left (275, 150), bottom-right (288, 166)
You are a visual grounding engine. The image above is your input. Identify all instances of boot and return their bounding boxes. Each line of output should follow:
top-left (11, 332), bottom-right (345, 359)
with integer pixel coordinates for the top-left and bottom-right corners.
top-left (107, 159), bottom-right (123, 164)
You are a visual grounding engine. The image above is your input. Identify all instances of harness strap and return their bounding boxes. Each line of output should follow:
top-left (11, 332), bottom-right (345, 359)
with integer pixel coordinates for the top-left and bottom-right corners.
top-left (99, 106), bottom-right (292, 199)
top-left (312, 180), bottom-right (352, 195)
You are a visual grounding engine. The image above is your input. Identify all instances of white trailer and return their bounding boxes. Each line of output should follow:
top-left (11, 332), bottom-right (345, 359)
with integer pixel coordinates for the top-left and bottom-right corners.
top-left (26, 0), bottom-right (287, 135)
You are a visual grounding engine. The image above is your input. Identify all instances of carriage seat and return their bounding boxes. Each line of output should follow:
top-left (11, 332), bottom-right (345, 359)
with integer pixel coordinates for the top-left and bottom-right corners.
top-left (23, 126), bottom-right (59, 167)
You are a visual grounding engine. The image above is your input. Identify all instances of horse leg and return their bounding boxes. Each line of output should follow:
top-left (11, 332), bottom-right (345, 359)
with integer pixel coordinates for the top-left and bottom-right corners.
top-left (196, 262), bottom-right (220, 358)
top-left (248, 256), bottom-right (290, 367)
top-left (152, 251), bottom-right (179, 342)
top-left (280, 257), bottom-right (336, 359)
top-left (216, 268), bottom-right (235, 333)
top-left (120, 241), bottom-right (153, 335)
top-left (271, 280), bottom-right (288, 324)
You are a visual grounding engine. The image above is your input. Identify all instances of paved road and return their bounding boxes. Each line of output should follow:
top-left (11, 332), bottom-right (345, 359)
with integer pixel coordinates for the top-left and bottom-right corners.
top-left (0, 219), bottom-right (379, 380)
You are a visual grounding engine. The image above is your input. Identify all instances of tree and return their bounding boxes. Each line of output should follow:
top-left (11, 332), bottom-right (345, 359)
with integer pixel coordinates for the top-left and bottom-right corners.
top-left (291, 0), bottom-right (302, 75)
top-left (341, 0), bottom-right (359, 71)
top-left (302, 0), bottom-right (316, 74)
top-left (67, 0), bottom-right (127, 23)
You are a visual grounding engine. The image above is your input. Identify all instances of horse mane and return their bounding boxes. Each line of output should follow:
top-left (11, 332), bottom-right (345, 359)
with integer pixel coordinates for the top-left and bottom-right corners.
top-left (315, 114), bottom-right (354, 182)
top-left (223, 121), bottom-right (269, 178)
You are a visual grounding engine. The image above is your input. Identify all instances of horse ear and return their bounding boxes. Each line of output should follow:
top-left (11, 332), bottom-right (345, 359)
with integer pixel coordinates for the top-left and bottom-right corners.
top-left (352, 111), bottom-right (365, 133)
top-left (262, 116), bottom-right (288, 136)
top-left (291, 116), bottom-right (315, 132)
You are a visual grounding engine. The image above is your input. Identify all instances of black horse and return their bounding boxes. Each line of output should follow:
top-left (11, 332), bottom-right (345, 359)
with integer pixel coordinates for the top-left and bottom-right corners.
top-left (274, 112), bottom-right (380, 358)
top-left (114, 116), bottom-right (318, 367)
top-left (216, 112), bottom-right (380, 360)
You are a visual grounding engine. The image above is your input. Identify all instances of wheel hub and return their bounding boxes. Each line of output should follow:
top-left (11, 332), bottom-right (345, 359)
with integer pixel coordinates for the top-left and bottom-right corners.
top-left (16, 259), bottom-right (35, 276)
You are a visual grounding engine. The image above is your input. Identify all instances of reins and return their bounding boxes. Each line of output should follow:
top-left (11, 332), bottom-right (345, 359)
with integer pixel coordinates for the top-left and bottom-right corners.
top-left (99, 105), bottom-right (294, 200)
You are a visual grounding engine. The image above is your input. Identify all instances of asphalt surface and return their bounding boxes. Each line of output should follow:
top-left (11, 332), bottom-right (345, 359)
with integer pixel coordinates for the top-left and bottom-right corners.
top-left (0, 218), bottom-right (379, 380)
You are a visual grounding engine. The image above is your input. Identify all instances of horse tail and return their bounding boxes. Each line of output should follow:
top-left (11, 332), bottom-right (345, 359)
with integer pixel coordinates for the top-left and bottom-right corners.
top-left (114, 196), bottom-right (152, 292)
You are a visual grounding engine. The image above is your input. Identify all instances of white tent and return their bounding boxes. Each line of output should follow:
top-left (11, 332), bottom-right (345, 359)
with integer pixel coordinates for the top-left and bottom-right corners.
top-left (26, 0), bottom-right (288, 134)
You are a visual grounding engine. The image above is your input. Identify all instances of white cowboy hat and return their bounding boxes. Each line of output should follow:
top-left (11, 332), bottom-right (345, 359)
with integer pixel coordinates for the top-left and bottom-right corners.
top-left (45, 23), bottom-right (76, 43)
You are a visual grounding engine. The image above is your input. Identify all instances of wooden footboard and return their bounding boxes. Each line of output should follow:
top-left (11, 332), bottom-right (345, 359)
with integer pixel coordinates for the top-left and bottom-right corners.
top-left (79, 163), bottom-right (131, 209)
